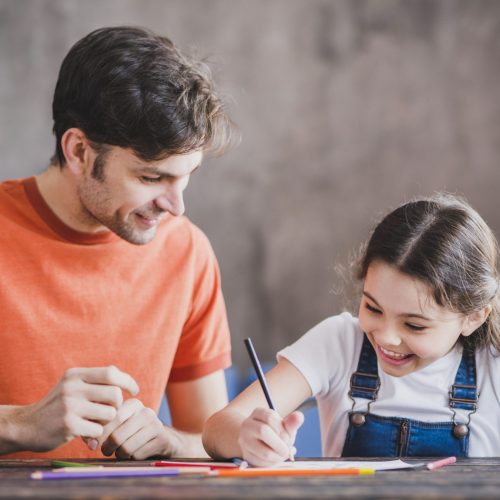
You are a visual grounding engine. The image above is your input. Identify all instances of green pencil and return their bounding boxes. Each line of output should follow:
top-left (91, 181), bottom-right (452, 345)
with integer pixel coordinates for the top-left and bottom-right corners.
top-left (51, 460), bottom-right (90, 468)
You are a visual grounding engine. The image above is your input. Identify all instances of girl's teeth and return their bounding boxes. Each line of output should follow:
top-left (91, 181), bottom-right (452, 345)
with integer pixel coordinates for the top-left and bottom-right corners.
top-left (380, 346), bottom-right (410, 359)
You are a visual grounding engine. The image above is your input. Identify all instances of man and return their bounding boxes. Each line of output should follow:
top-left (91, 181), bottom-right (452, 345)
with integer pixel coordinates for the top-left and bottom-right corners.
top-left (0, 26), bottom-right (236, 459)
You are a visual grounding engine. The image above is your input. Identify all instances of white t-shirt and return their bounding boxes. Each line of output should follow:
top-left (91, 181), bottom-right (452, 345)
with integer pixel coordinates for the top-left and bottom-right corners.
top-left (278, 312), bottom-right (500, 457)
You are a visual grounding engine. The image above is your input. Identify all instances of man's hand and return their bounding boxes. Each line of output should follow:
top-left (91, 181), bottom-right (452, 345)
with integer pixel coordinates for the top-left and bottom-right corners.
top-left (90, 370), bottom-right (231, 460)
top-left (15, 366), bottom-right (139, 453)
top-left (95, 398), bottom-right (182, 459)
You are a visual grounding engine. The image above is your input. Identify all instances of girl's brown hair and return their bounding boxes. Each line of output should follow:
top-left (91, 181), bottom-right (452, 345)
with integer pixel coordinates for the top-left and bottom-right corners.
top-left (357, 193), bottom-right (500, 352)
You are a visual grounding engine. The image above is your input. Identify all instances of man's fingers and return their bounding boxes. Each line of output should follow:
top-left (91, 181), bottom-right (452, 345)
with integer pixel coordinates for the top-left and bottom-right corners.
top-left (86, 438), bottom-right (99, 450)
top-left (125, 435), bottom-right (163, 461)
top-left (100, 400), bottom-right (151, 456)
top-left (65, 366), bottom-right (139, 395)
top-left (101, 417), bottom-right (143, 457)
top-left (114, 425), bottom-right (159, 459)
top-left (72, 418), bottom-right (104, 439)
top-left (78, 401), bottom-right (117, 422)
top-left (83, 384), bottom-right (125, 408)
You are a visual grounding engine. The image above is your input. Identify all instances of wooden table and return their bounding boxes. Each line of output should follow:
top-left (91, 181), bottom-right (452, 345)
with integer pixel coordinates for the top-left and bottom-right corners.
top-left (0, 458), bottom-right (498, 499)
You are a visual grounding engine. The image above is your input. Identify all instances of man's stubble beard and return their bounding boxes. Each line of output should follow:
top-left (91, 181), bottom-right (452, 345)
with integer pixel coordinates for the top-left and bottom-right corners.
top-left (77, 174), bottom-right (156, 246)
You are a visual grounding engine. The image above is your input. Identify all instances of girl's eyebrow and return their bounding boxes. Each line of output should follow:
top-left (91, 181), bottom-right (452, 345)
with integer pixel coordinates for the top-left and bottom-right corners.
top-left (362, 291), bottom-right (433, 321)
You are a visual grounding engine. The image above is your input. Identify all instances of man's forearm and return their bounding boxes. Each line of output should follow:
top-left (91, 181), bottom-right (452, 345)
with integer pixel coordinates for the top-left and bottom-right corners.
top-left (167, 426), bottom-right (209, 458)
top-left (0, 405), bottom-right (30, 454)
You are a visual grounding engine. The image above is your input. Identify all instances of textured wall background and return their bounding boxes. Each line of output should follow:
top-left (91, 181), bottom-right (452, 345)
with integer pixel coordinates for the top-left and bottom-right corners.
top-left (1, 0), bottom-right (500, 369)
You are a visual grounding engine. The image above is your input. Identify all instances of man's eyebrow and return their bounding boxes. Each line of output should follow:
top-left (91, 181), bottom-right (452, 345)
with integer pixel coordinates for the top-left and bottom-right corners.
top-left (138, 164), bottom-right (201, 177)
top-left (362, 291), bottom-right (433, 321)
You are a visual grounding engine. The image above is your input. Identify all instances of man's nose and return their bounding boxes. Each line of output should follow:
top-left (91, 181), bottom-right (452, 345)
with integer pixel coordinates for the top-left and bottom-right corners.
top-left (154, 184), bottom-right (185, 217)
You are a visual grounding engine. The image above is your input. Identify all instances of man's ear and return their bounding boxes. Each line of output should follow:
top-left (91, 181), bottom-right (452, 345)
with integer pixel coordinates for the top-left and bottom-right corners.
top-left (462, 305), bottom-right (492, 337)
top-left (60, 128), bottom-right (93, 176)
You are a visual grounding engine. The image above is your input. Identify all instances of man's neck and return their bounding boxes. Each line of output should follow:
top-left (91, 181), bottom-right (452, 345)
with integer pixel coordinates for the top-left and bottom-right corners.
top-left (35, 166), bottom-right (106, 234)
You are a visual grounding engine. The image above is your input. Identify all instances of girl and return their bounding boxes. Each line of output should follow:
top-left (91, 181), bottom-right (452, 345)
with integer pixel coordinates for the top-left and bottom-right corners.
top-left (203, 194), bottom-right (500, 465)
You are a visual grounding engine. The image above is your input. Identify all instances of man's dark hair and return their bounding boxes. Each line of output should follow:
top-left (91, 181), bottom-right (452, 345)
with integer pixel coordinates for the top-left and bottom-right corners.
top-left (52, 26), bottom-right (236, 166)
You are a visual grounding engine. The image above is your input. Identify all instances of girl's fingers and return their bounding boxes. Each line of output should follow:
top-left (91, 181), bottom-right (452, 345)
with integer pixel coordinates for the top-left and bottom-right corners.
top-left (240, 418), bottom-right (290, 460)
top-left (242, 446), bottom-right (285, 467)
top-left (283, 411), bottom-right (305, 441)
top-left (250, 408), bottom-right (286, 436)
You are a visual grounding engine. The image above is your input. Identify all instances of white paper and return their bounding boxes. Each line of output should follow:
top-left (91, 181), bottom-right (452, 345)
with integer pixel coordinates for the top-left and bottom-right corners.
top-left (267, 459), bottom-right (423, 471)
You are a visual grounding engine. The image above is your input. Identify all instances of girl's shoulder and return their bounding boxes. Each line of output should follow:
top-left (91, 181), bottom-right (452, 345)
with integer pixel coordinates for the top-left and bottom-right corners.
top-left (300, 311), bottom-right (364, 351)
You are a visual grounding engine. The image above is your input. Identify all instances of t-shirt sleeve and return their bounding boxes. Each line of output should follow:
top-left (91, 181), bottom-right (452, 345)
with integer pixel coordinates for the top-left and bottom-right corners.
top-left (277, 312), bottom-right (362, 398)
top-left (169, 226), bottom-right (231, 382)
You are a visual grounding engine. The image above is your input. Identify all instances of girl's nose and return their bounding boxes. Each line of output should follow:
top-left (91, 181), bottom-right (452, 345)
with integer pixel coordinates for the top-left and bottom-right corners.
top-left (374, 325), bottom-right (402, 348)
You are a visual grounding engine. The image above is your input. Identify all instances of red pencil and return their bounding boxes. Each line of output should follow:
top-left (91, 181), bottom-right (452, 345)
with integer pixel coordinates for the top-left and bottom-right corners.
top-left (152, 460), bottom-right (246, 470)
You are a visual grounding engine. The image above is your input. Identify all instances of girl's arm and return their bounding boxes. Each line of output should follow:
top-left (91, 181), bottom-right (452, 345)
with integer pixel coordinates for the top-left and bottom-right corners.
top-left (202, 358), bottom-right (312, 465)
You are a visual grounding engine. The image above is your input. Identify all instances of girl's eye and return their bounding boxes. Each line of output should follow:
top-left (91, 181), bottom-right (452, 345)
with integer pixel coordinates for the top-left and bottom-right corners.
top-left (141, 176), bottom-right (161, 183)
top-left (365, 303), bottom-right (382, 314)
top-left (406, 323), bottom-right (427, 332)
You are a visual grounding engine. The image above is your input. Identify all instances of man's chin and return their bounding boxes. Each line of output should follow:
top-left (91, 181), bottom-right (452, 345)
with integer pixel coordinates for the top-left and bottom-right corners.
top-left (113, 226), bottom-right (157, 245)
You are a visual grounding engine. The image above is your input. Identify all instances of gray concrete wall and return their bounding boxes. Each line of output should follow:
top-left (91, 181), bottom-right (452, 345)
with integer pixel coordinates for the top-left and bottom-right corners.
top-left (1, 0), bottom-right (500, 369)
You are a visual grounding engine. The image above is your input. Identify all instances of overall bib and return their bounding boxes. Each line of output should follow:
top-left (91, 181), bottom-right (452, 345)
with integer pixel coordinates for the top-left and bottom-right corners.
top-left (341, 334), bottom-right (478, 457)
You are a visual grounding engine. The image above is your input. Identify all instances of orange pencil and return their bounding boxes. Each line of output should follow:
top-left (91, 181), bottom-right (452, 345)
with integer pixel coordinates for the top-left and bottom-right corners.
top-left (211, 467), bottom-right (375, 477)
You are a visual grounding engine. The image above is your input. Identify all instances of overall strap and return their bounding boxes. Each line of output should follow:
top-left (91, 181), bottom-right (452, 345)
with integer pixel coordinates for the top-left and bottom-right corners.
top-left (449, 347), bottom-right (478, 411)
top-left (349, 334), bottom-right (380, 401)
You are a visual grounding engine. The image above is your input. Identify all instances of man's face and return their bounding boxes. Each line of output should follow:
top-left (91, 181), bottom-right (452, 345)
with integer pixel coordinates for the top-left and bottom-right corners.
top-left (76, 146), bottom-right (202, 245)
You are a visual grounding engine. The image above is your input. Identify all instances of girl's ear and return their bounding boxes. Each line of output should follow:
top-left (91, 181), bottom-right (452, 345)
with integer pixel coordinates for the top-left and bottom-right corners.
top-left (462, 305), bottom-right (492, 337)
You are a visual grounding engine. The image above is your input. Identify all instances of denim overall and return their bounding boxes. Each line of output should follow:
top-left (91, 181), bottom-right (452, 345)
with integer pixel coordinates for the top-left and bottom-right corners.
top-left (341, 334), bottom-right (478, 457)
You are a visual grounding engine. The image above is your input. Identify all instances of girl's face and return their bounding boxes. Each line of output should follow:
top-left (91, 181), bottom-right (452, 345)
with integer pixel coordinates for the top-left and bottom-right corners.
top-left (358, 260), bottom-right (479, 377)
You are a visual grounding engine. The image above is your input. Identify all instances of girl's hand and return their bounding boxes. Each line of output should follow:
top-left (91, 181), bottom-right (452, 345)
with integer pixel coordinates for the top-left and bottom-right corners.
top-left (238, 408), bottom-right (304, 466)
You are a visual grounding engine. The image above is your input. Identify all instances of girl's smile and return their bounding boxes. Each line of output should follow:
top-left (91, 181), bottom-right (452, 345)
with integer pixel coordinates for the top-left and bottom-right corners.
top-left (376, 344), bottom-right (414, 365)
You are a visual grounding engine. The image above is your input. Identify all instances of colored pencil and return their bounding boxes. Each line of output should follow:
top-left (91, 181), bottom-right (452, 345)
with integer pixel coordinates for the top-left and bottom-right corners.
top-left (211, 467), bottom-right (375, 477)
top-left (53, 466), bottom-right (209, 472)
top-left (32, 467), bottom-right (209, 480)
top-left (50, 460), bottom-right (91, 468)
top-left (153, 460), bottom-right (247, 470)
top-left (426, 456), bottom-right (456, 470)
top-left (244, 338), bottom-right (276, 410)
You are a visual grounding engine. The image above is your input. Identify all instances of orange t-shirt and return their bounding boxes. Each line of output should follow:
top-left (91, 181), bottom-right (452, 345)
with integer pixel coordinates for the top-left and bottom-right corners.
top-left (0, 177), bottom-right (231, 458)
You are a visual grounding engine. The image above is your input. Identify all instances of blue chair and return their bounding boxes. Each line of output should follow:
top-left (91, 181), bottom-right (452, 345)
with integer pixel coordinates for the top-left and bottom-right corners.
top-left (157, 366), bottom-right (241, 426)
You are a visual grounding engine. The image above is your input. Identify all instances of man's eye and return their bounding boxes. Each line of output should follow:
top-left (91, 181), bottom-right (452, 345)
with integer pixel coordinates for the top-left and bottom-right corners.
top-left (141, 176), bottom-right (161, 183)
top-left (365, 303), bottom-right (382, 314)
